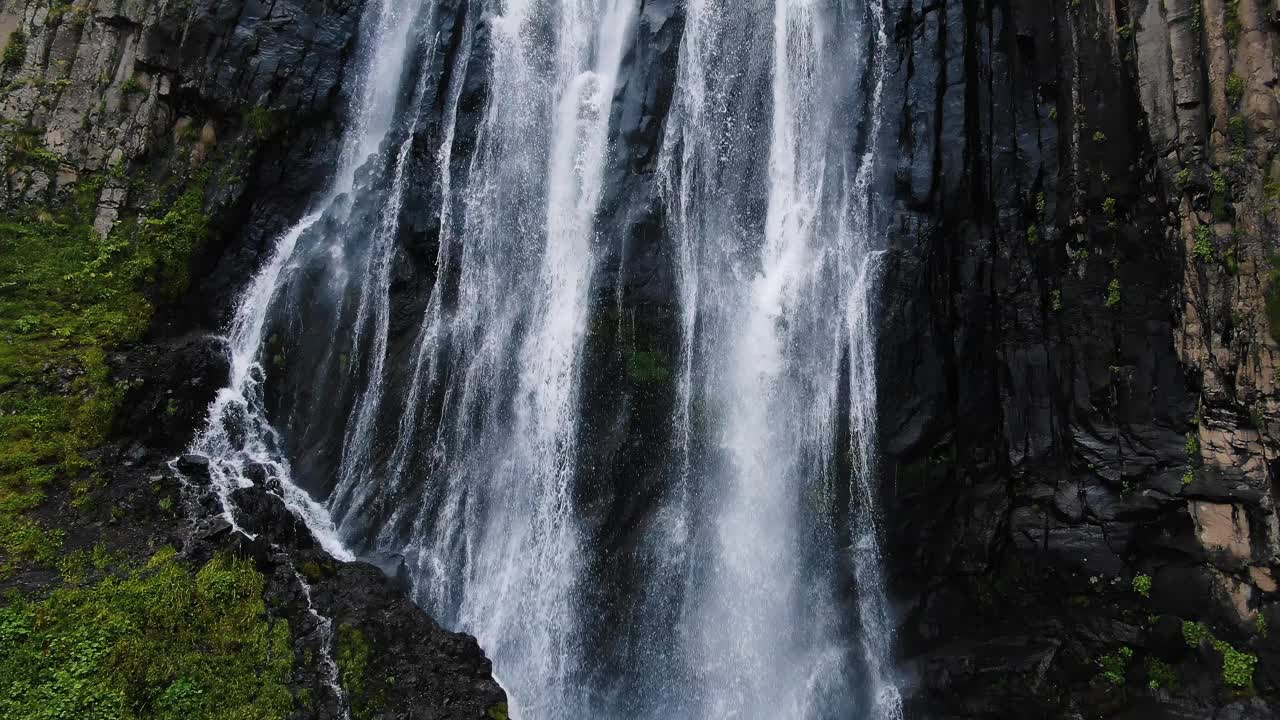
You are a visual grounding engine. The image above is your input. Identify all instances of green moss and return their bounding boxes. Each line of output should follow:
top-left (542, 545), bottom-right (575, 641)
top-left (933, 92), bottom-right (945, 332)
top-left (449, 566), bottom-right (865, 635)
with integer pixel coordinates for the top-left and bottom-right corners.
top-left (1210, 171), bottom-right (1231, 219)
top-left (1098, 646), bottom-right (1133, 686)
top-left (626, 351), bottom-right (672, 385)
top-left (337, 623), bottom-right (371, 698)
top-left (1132, 574), bottom-right (1152, 598)
top-left (1226, 72), bottom-right (1246, 107)
top-left (487, 703), bottom-right (510, 720)
top-left (244, 106), bottom-right (275, 141)
top-left (1224, 0), bottom-right (1242, 44)
top-left (1147, 658), bottom-right (1177, 690)
top-left (1193, 225), bottom-right (1216, 262)
top-left (1102, 197), bottom-right (1118, 219)
top-left (1256, 612), bottom-right (1268, 638)
top-left (2, 30), bottom-right (25, 69)
top-left (1213, 639), bottom-right (1256, 688)
top-left (1227, 115), bottom-right (1247, 146)
top-left (1182, 620), bottom-right (1209, 648)
top-left (1105, 278), bottom-right (1121, 309)
top-left (0, 175), bottom-right (209, 576)
top-left (1026, 224), bottom-right (1040, 245)
top-left (1185, 433), bottom-right (1201, 457)
top-left (121, 74), bottom-right (144, 95)
top-left (0, 548), bottom-right (293, 720)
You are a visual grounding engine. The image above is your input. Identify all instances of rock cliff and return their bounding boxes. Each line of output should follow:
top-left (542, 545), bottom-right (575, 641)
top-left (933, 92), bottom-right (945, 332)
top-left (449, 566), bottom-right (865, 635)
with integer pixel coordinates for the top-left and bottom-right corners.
top-left (2, 0), bottom-right (1278, 718)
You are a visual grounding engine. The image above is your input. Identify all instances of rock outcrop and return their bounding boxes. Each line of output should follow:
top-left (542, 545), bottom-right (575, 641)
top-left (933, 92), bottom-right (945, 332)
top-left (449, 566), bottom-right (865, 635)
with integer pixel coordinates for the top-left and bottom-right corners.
top-left (876, 0), bottom-right (1280, 716)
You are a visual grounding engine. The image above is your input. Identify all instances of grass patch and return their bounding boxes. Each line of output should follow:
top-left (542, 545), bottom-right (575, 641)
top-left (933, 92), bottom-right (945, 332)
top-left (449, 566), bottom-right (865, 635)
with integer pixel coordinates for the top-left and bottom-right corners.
top-left (0, 548), bottom-right (293, 720)
top-left (0, 176), bottom-right (208, 576)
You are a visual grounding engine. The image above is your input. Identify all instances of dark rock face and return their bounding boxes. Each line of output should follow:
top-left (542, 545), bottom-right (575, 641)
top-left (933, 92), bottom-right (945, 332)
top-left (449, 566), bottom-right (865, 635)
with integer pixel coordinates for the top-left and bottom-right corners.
top-left (874, 0), bottom-right (1280, 717)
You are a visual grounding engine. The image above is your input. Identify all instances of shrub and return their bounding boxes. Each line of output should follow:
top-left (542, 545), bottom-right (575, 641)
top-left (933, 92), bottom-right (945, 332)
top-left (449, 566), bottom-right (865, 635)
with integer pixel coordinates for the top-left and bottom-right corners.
top-left (1214, 639), bottom-right (1256, 688)
top-left (1193, 225), bottom-right (1215, 262)
top-left (1182, 620), bottom-right (1209, 648)
top-left (1098, 646), bottom-right (1133, 686)
top-left (1148, 658), bottom-right (1177, 690)
top-left (1226, 72), bottom-right (1245, 106)
top-left (1132, 574), bottom-right (1152, 598)
top-left (2, 30), bottom-right (25, 69)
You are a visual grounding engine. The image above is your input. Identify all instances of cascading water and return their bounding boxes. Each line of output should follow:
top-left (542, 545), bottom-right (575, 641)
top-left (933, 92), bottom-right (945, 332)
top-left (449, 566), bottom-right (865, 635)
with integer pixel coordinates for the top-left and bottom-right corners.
top-left (188, 0), bottom-right (900, 718)
top-left (657, 1), bottom-right (899, 717)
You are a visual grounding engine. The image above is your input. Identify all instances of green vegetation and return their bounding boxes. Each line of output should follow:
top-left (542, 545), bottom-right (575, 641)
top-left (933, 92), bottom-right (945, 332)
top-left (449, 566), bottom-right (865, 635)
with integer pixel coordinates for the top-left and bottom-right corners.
top-left (1182, 468), bottom-right (1194, 485)
top-left (1227, 115), bottom-right (1247, 147)
top-left (1098, 646), bottom-right (1133, 686)
top-left (487, 704), bottom-right (510, 720)
top-left (244, 106), bottom-right (275, 140)
top-left (626, 350), bottom-right (672, 385)
top-left (0, 175), bottom-right (208, 576)
top-left (1106, 278), bottom-right (1121, 309)
top-left (337, 624), bottom-right (370, 698)
top-left (1185, 433), bottom-right (1201, 457)
top-left (0, 548), bottom-right (294, 720)
top-left (2, 30), bottom-right (25, 69)
top-left (121, 74), bottom-right (144, 95)
top-left (1175, 167), bottom-right (1193, 190)
top-left (1132, 574), bottom-right (1152, 598)
top-left (1026, 224), bottom-right (1040, 245)
top-left (1226, 72), bottom-right (1246, 107)
top-left (1214, 639), bottom-right (1256, 688)
top-left (1257, 612), bottom-right (1269, 638)
top-left (1224, 0), bottom-right (1242, 45)
top-left (1183, 620), bottom-right (1209, 647)
top-left (1050, 289), bottom-right (1063, 312)
top-left (1102, 197), bottom-right (1117, 219)
top-left (337, 624), bottom-right (386, 719)
top-left (1147, 658), bottom-right (1177, 690)
top-left (1210, 171), bottom-right (1231, 219)
top-left (1092, 131), bottom-right (1108, 143)
top-left (1193, 225), bottom-right (1216, 262)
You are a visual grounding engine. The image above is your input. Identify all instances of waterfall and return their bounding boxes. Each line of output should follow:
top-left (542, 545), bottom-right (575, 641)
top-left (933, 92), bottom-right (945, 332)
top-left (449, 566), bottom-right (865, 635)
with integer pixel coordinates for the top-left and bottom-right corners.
top-left (187, 0), bottom-right (900, 718)
top-left (658, 1), bottom-right (900, 717)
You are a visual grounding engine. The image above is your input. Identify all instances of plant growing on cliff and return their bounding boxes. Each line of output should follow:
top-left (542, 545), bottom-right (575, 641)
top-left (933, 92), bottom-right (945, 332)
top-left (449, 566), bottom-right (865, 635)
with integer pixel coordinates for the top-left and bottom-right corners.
top-left (1092, 131), bottom-right (1108, 143)
top-left (1147, 658), bottom-right (1177, 690)
top-left (1105, 278), bottom-right (1121, 309)
top-left (1224, 0), bottom-right (1242, 45)
top-left (2, 30), bottom-right (25, 69)
top-left (1026, 224), bottom-right (1040, 245)
top-left (1225, 72), bottom-right (1245, 107)
top-left (1132, 574), bottom-right (1152, 598)
top-left (0, 549), bottom-right (294, 720)
top-left (1193, 226), bottom-right (1216, 262)
top-left (1097, 646), bottom-right (1133, 686)
top-left (1182, 620), bottom-right (1209, 648)
top-left (1210, 171), bottom-right (1231, 219)
top-left (1213, 639), bottom-right (1256, 688)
